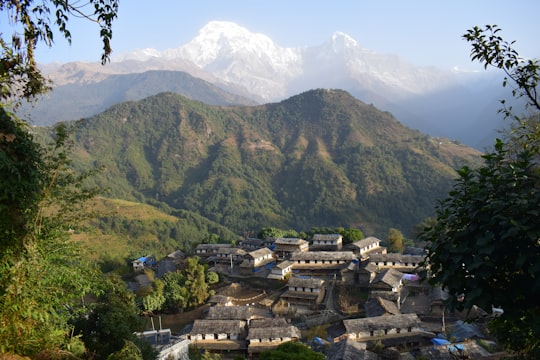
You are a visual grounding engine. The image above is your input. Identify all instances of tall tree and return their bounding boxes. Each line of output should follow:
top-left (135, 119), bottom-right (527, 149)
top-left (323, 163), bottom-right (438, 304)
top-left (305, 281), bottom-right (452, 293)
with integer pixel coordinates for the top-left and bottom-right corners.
top-left (0, 0), bottom-right (120, 357)
top-left (421, 25), bottom-right (540, 358)
top-left (386, 228), bottom-right (404, 253)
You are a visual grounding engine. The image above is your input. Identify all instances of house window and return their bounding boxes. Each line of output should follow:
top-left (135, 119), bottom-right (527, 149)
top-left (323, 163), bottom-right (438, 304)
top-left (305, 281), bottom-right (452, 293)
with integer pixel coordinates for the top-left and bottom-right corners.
top-left (397, 328), bottom-right (401, 334)
top-left (370, 330), bottom-right (374, 336)
top-left (407, 327), bottom-right (412, 332)
top-left (384, 329), bottom-right (388, 335)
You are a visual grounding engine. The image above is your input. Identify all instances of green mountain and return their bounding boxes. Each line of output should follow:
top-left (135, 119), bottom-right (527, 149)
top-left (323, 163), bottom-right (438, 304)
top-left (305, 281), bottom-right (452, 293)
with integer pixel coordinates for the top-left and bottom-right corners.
top-left (68, 89), bottom-right (480, 237)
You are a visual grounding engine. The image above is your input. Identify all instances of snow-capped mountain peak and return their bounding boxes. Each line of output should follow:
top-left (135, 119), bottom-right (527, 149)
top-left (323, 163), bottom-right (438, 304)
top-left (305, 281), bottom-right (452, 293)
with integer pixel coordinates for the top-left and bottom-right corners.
top-left (330, 31), bottom-right (359, 52)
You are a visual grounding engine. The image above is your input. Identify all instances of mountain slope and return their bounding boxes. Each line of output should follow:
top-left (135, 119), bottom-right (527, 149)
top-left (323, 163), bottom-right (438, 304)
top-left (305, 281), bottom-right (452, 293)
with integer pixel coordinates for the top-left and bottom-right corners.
top-left (35, 21), bottom-right (508, 149)
top-left (68, 90), bottom-right (480, 237)
top-left (21, 70), bottom-right (256, 126)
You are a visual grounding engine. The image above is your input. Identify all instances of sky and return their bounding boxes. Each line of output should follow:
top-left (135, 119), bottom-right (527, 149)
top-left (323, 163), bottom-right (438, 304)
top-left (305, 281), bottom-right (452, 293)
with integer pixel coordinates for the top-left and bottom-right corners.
top-left (14, 0), bottom-right (539, 70)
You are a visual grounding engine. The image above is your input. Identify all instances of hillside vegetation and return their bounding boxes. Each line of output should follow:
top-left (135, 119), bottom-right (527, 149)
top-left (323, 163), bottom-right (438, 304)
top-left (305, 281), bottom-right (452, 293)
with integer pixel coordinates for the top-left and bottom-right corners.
top-left (54, 89), bottom-right (480, 243)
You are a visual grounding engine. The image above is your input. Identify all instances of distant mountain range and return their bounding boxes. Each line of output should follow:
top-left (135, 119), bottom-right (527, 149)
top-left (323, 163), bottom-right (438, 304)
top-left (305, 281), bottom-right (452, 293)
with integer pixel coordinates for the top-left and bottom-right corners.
top-left (29, 21), bottom-right (512, 149)
top-left (58, 90), bottom-right (481, 237)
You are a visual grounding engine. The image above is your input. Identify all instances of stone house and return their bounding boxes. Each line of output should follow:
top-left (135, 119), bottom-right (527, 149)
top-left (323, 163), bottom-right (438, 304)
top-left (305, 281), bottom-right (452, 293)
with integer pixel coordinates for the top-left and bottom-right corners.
top-left (239, 237), bottom-right (265, 251)
top-left (267, 260), bottom-right (294, 280)
top-left (367, 253), bottom-right (424, 272)
top-left (346, 237), bottom-right (386, 258)
top-left (239, 247), bottom-right (276, 275)
top-left (369, 268), bottom-right (405, 305)
top-left (246, 318), bottom-right (301, 356)
top-left (342, 313), bottom-right (422, 341)
top-left (132, 255), bottom-right (156, 272)
top-left (273, 238), bottom-right (309, 259)
top-left (310, 233), bottom-right (343, 251)
top-left (188, 319), bottom-right (246, 351)
top-left (290, 251), bottom-right (357, 277)
top-left (195, 243), bottom-right (232, 258)
top-left (214, 247), bottom-right (246, 264)
top-left (280, 276), bottom-right (325, 309)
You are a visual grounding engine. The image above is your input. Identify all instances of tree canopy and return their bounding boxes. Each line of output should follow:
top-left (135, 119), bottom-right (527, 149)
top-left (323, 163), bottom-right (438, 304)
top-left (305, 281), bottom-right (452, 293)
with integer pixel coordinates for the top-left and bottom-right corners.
top-left (421, 25), bottom-right (540, 358)
top-left (1, 0), bottom-right (119, 103)
top-left (0, 1), bottom-right (122, 357)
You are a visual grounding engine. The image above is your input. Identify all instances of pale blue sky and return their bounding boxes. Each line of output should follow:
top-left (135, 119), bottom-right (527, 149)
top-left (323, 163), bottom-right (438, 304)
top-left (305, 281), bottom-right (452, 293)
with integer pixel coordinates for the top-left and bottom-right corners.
top-left (26, 0), bottom-right (539, 70)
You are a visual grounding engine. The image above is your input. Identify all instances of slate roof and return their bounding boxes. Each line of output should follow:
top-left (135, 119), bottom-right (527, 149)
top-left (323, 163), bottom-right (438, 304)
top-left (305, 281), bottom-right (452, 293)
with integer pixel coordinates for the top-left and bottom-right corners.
top-left (371, 268), bottom-right (404, 289)
top-left (190, 319), bottom-right (246, 335)
top-left (288, 276), bottom-right (324, 289)
top-left (205, 305), bottom-right (257, 320)
top-left (247, 325), bottom-right (301, 340)
top-left (368, 253), bottom-right (425, 265)
top-left (348, 236), bottom-right (381, 249)
top-left (312, 234), bottom-right (342, 241)
top-left (364, 296), bottom-right (401, 317)
top-left (247, 247), bottom-right (273, 259)
top-left (327, 338), bottom-right (378, 360)
top-left (343, 313), bottom-right (421, 333)
top-left (274, 238), bottom-right (308, 245)
top-left (290, 251), bottom-right (356, 261)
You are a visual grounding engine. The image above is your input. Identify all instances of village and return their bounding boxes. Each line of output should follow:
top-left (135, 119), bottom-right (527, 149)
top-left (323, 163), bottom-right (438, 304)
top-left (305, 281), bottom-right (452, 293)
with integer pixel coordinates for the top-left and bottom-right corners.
top-left (131, 235), bottom-right (503, 360)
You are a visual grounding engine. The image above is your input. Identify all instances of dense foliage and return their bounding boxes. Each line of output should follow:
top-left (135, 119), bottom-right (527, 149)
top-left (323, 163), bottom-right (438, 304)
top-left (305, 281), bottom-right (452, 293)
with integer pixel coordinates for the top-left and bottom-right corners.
top-left (260, 341), bottom-right (325, 360)
top-left (421, 25), bottom-right (540, 358)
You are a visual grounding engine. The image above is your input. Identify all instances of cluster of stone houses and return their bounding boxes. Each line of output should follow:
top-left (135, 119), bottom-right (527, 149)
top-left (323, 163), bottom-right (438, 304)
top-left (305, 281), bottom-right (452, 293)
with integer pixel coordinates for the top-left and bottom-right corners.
top-left (187, 306), bottom-right (301, 358)
top-left (134, 234), bottom-right (493, 359)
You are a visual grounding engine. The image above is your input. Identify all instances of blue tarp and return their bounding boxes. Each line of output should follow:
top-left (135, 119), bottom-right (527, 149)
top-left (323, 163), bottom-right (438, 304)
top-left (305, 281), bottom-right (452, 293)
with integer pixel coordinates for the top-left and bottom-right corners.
top-left (431, 338), bottom-right (451, 346)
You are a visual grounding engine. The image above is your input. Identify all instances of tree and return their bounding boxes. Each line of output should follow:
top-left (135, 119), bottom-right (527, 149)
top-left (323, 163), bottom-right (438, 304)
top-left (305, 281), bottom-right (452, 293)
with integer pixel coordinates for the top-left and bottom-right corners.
top-left (0, 121), bottom-right (103, 356)
top-left (184, 257), bottom-right (211, 307)
top-left (74, 274), bottom-right (157, 360)
top-left (0, 1), bottom-right (120, 357)
top-left (206, 270), bottom-right (220, 285)
top-left (386, 228), bottom-right (404, 253)
top-left (1, 0), bottom-right (119, 104)
top-left (106, 340), bottom-right (143, 360)
top-left (421, 25), bottom-right (540, 358)
top-left (339, 227), bottom-right (364, 245)
top-left (162, 271), bottom-right (189, 313)
top-left (259, 342), bottom-right (325, 360)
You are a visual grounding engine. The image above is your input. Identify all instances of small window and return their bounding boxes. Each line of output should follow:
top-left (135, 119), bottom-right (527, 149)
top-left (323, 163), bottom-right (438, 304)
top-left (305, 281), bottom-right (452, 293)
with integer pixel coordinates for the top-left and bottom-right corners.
top-left (370, 330), bottom-right (374, 336)
top-left (396, 328), bottom-right (401, 334)
top-left (407, 327), bottom-right (412, 332)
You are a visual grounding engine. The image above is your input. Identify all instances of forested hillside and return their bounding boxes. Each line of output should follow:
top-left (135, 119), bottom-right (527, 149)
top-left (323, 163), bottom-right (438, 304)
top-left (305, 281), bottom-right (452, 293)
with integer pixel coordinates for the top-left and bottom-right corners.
top-left (62, 89), bottom-right (480, 238)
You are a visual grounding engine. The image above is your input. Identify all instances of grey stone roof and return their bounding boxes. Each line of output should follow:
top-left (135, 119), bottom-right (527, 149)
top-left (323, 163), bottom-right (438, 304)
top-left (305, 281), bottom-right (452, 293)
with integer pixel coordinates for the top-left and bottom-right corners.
top-left (371, 268), bottom-right (404, 288)
top-left (247, 247), bottom-right (273, 258)
top-left (368, 253), bottom-right (425, 265)
top-left (205, 305), bottom-right (255, 320)
top-left (312, 234), bottom-right (342, 241)
top-left (191, 319), bottom-right (246, 335)
top-left (327, 338), bottom-right (378, 360)
top-left (247, 325), bottom-right (301, 340)
top-left (343, 313), bottom-right (421, 333)
top-left (275, 260), bottom-right (293, 269)
top-left (290, 251), bottom-right (356, 261)
top-left (274, 238), bottom-right (308, 245)
top-left (365, 296), bottom-right (401, 317)
top-left (348, 236), bottom-right (382, 249)
top-left (288, 276), bottom-right (324, 289)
